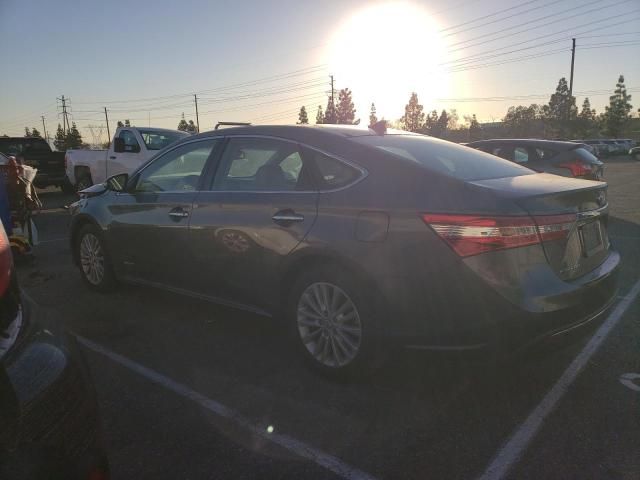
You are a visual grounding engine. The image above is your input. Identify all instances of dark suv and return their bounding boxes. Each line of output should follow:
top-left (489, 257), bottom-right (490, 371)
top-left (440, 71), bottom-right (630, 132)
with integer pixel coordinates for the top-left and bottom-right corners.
top-left (0, 137), bottom-right (69, 191)
top-left (467, 139), bottom-right (604, 180)
top-left (69, 125), bottom-right (619, 377)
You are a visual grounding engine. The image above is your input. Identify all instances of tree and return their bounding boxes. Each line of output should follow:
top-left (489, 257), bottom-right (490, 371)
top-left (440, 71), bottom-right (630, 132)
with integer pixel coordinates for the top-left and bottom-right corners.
top-left (124, 119), bottom-right (131, 127)
top-left (447, 109), bottom-right (459, 130)
top-left (54, 124), bottom-right (66, 151)
top-left (466, 114), bottom-right (482, 141)
top-left (336, 88), bottom-right (356, 124)
top-left (603, 74), bottom-right (633, 137)
top-left (30, 127), bottom-right (41, 138)
top-left (503, 104), bottom-right (544, 137)
top-left (546, 77), bottom-right (577, 121)
top-left (187, 120), bottom-right (198, 133)
top-left (66, 122), bottom-right (84, 149)
top-left (297, 106), bottom-right (309, 124)
top-left (368, 103), bottom-right (378, 127)
top-left (324, 96), bottom-right (337, 124)
top-left (429, 109), bottom-right (449, 138)
top-left (117, 121), bottom-right (124, 128)
top-left (315, 105), bottom-right (324, 124)
top-left (401, 92), bottom-right (424, 132)
top-left (177, 114), bottom-right (189, 131)
top-left (575, 97), bottom-right (597, 138)
top-left (24, 127), bottom-right (31, 137)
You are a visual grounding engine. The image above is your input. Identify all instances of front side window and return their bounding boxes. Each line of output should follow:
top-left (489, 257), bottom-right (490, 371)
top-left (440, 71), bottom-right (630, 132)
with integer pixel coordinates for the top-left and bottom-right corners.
top-left (212, 137), bottom-right (312, 191)
top-left (135, 139), bottom-right (218, 193)
top-left (119, 130), bottom-right (140, 152)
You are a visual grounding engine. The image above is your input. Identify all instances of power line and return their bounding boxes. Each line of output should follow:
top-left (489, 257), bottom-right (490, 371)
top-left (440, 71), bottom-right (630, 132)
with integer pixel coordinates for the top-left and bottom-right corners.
top-left (440, 0), bottom-right (546, 32)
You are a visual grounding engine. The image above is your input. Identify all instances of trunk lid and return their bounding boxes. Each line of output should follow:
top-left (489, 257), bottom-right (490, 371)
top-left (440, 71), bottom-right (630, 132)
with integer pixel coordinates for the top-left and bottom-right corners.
top-left (469, 173), bottom-right (610, 280)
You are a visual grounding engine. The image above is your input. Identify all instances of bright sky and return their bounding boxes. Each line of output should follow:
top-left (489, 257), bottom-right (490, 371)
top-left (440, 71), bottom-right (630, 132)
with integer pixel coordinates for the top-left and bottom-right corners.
top-left (1, 0), bottom-right (638, 142)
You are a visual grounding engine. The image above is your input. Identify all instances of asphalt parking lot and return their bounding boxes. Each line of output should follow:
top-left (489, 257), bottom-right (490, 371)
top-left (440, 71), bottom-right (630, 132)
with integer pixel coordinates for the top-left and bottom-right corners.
top-left (18, 155), bottom-right (640, 480)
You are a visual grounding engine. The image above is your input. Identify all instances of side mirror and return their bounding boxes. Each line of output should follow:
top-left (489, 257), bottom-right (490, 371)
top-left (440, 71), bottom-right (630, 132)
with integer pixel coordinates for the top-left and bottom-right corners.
top-left (113, 137), bottom-right (125, 153)
top-left (106, 173), bottom-right (129, 192)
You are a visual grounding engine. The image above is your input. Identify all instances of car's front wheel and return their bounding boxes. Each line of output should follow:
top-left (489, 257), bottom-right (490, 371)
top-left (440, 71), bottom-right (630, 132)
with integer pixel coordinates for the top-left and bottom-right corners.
top-left (76, 224), bottom-right (116, 291)
top-left (288, 265), bottom-right (383, 378)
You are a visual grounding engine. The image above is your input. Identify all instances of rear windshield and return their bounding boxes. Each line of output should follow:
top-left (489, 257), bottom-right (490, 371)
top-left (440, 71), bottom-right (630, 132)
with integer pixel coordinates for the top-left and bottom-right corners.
top-left (574, 147), bottom-right (601, 164)
top-left (139, 130), bottom-right (189, 151)
top-left (353, 135), bottom-right (533, 181)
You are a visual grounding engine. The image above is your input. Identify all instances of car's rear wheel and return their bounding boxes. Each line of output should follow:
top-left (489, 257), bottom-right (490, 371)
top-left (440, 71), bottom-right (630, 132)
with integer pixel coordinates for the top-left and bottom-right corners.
top-left (287, 265), bottom-right (383, 378)
top-left (76, 224), bottom-right (116, 291)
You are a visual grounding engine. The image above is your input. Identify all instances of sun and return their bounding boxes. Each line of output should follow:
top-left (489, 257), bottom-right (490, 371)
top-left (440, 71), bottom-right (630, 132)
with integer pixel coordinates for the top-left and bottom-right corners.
top-left (325, 2), bottom-right (449, 122)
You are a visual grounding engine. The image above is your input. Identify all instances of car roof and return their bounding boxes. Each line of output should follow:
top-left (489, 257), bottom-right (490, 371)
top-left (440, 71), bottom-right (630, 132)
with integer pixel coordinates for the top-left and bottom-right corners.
top-left (131, 127), bottom-right (186, 135)
top-left (0, 136), bottom-right (48, 141)
top-left (467, 139), bottom-right (583, 150)
top-left (187, 124), bottom-right (415, 146)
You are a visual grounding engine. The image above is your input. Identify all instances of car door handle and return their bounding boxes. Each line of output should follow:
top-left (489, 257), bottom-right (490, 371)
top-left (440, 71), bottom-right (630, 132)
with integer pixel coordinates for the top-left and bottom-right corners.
top-left (168, 208), bottom-right (189, 219)
top-left (109, 156), bottom-right (117, 160)
top-left (272, 210), bottom-right (304, 224)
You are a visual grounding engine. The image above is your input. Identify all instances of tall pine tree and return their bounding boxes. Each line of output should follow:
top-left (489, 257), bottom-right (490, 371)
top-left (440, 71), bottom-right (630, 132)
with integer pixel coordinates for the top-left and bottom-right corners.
top-left (67, 122), bottom-right (84, 149)
top-left (24, 127), bottom-right (31, 137)
top-left (297, 106), bottom-right (309, 124)
top-left (604, 75), bottom-right (633, 137)
top-left (54, 124), bottom-right (66, 151)
top-left (177, 113), bottom-right (189, 131)
top-left (336, 88), bottom-right (356, 124)
top-left (315, 105), bottom-right (324, 124)
top-left (324, 96), bottom-right (337, 124)
top-left (368, 103), bottom-right (378, 127)
top-left (401, 93), bottom-right (424, 132)
top-left (30, 127), bottom-right (41, 138)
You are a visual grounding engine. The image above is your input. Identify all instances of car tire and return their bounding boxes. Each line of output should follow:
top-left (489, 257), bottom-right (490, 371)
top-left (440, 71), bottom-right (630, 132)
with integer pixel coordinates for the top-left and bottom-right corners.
top-left (76, 174), bottom-right (93, 192)
top-left (287, 264), bottom-right (385, 379)
top-left (76, 224), bottom-right (116, 292)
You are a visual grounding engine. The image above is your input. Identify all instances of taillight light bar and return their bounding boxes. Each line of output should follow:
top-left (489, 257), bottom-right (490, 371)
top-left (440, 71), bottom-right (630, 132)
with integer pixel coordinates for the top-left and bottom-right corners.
top-left (422, 213), bottom-right (576, 257)
top-left (558, 159), bottom-right (592, 177)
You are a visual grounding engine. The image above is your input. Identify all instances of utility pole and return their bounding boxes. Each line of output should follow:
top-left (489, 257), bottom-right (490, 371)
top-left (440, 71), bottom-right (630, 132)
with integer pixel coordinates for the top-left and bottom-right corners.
top-left (41, 115), bottom-right (48, 143)
top-left (194, 94), bottom-right (200, 133)
top-left (330, 75), bottom-right (335, 106)
top-left (57, 95), bottom-right (71, 134)
top-left (568, 38), bottom-right (576, 121)
top-left (104, 107), bottom-right (111, 146)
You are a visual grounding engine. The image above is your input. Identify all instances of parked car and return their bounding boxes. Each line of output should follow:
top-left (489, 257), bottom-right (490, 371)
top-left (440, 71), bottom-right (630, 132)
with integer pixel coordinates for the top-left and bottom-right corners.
top-left (65, 127), bottom-right (188, 191)
top-left (0, 222), bottom-right (109, 478)
top-left (0, 137), bottom-right (70, 191)
top-left (574, 140), bottom-right (608, 158)
top-left (68, 125), bottom-right (619, 377)
top-left (467, 139), bottom-right (604, 180)
top-left (630, 146), bottom-right (640, 161)
top-left (601, 139), bottom-right (625, 155)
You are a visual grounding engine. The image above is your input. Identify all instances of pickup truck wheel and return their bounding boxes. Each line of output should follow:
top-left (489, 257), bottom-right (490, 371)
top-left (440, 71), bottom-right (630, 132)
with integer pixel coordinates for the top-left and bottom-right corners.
top-left (61, 179), bottom-right (76, 194)
top-left (76, 224), bottom-right (116, 292)
top-left (76, 174), bottom-right (93, 192)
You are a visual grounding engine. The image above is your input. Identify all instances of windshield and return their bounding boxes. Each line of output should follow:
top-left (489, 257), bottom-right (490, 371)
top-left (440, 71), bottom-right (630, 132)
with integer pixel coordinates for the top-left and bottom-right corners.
top-left (353, 134), bottom-right (534, 181)
top-left (139, 130), bottom-right (189, 150)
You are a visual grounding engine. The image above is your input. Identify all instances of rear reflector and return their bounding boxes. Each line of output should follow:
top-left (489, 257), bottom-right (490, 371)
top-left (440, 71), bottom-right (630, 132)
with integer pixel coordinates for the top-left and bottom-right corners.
top-left (422, 213), bottom-right (576, 257)
top-left (558, 159), bottom-right (592, 177)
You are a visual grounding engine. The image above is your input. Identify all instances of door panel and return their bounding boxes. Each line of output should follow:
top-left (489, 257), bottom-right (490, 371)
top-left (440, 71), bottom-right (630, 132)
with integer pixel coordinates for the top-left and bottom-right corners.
top-left (186, 136), bottom-right (319, 309)
top-left (188, 192), bottom-right (317, 307)
top-left (107, 138), bottom-right (220, 286)
top-left (108, 192), bottom-right (197, 285)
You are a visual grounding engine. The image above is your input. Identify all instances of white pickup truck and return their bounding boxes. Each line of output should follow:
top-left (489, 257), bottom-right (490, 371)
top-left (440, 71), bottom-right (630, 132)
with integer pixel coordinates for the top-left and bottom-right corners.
top-left (65, 127), bottom-right (189, 190)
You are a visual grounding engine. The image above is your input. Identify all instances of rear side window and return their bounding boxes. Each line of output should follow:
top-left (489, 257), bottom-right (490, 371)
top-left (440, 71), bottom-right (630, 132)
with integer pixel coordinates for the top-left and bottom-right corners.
top-left (310, 150), bottom-right (362, 189)
top-left (354, 135), bottom-right (533, 181)
top-left (513, 147), bottom-right (529, 163)
top-left (535, 148), bottom-right (556, 160)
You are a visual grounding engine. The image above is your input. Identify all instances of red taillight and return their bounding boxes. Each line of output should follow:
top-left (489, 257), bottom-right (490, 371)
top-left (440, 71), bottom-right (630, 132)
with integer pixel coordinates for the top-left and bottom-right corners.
top-left (559, 159), bottom-right (592, 177)
top-left (0, 226), bottom-right (12, 295)
top-left (422, 213), bottom-right (575, 257)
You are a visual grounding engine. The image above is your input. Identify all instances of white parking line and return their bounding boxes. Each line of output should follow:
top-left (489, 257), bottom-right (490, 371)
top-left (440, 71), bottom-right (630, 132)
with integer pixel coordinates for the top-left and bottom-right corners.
top-left (478, 278), bottom-right (640, 480)
top-left (75, 335), bottom-right (378, 480)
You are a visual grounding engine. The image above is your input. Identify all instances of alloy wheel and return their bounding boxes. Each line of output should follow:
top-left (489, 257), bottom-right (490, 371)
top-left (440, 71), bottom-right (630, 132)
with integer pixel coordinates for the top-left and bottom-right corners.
top-left (80, 233), bottom-right (105, 285)
top-left (296, 282), bottom-right (362, 368)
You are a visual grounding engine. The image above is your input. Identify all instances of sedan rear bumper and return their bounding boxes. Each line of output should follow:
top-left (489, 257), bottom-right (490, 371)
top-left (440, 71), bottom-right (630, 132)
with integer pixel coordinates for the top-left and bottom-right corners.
top-left (379, 249), bottom-right (620, 353)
